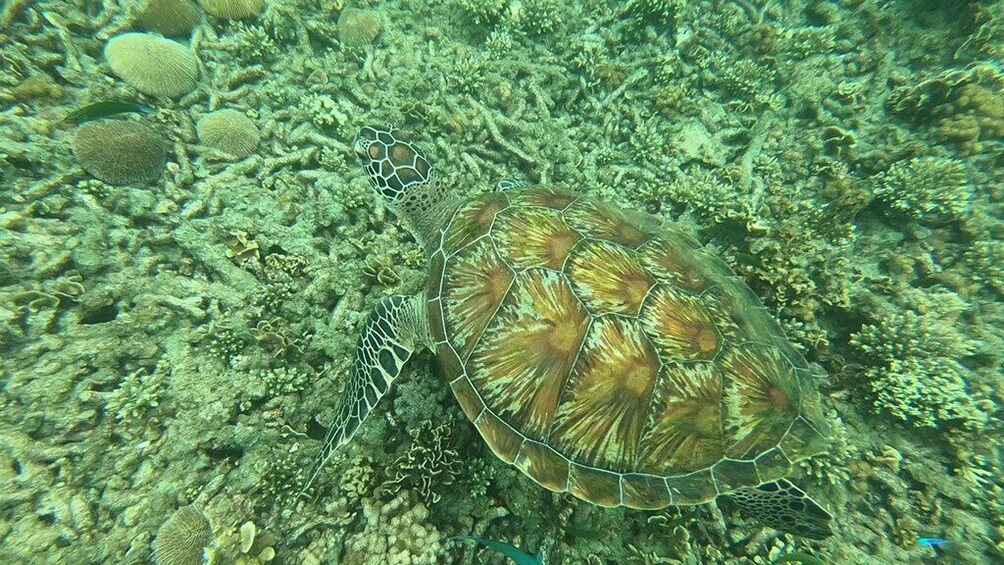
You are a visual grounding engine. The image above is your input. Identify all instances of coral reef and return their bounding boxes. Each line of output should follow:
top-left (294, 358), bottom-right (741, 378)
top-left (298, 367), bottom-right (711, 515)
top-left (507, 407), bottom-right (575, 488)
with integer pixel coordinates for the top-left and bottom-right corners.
top-left (72, 120), bottom-right (169, 185)
top-left (340, 492), bottom-right (443, 565)
top-left (209, 520), bottom-right (278, 564)
top-left (153, 505), bottom-right (214, 565)
top-left (850, 303), bottom-right (990, 430)
top-left (104, 33), bottom-right (200, 98)
top-left (872, 156), bottom-right (972, 224)
top-left (104, 362), bottom-right (169, 422)
top-left (382, 421), bottom-right (462, 505)
top-left (2, 0), bottom-right (1003, 563)
top-left (198, 0), bottom-right (265, 20)
top-left (336, 8), bottom-right (383, 48)
top-left (197, 109), bottom-right (261, 159)
top-left (135, 0), bottom-right (202, 37)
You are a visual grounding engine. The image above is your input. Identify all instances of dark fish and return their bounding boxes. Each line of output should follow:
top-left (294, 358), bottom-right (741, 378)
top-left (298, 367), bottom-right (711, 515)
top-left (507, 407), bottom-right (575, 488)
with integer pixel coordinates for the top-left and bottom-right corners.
top-left (64, 101), bottom-right (152, 124)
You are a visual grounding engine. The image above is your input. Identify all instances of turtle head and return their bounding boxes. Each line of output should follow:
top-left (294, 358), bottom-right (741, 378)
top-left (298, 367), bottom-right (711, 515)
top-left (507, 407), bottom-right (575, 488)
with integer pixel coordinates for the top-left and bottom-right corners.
top-left (355, 125), bottom-right (435, 203)
top-left (353, 125), bottom-right (454, 250)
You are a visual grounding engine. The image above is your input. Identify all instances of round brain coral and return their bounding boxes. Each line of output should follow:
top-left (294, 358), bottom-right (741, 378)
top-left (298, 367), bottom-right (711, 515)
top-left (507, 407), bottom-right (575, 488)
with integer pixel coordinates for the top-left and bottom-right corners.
top-left (337, 8), bottom-right (383, 48)
top-left (73, 120), bottom-right (168, 185)
top-left (104, 33), bottom-right (200, 98)
top-left (153, 505), bottom-right (213, 565)
top-left (197, 0), bottom-right (265, 19)
top-left (196, 109), bottom-right (260, 158)
top-left (135, 0), bottom-right (202, 37)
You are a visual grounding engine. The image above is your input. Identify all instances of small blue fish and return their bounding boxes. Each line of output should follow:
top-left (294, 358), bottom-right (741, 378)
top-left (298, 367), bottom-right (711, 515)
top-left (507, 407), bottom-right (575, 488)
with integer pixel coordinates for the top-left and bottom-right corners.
top-left (918, 537), bottom-right (951, 547)
top-left (448, 535), bottom-right (544, 565)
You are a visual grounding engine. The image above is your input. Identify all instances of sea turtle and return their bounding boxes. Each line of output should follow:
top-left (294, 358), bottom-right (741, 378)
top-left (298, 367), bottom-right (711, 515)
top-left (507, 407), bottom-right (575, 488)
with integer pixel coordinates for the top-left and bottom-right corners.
top-left (302, 125), bottom-right (833, 539)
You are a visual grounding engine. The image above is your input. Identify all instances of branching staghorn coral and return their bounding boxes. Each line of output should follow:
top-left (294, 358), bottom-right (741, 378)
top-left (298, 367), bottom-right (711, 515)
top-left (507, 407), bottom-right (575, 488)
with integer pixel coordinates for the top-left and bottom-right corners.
top-left (850, 301), bottom-right (991, 431)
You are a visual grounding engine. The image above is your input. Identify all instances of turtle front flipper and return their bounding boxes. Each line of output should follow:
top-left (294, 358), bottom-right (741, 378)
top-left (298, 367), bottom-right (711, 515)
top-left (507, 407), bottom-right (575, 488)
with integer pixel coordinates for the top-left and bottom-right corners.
top-left (299, 293), bottom-right (430, 500)
top-left (728, 479), bottom-right (833, 539)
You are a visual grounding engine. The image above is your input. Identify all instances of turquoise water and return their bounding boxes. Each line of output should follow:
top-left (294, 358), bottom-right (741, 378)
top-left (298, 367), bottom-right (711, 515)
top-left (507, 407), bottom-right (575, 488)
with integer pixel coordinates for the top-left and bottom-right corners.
top-left (1, 0), bottom-right (1001, 563)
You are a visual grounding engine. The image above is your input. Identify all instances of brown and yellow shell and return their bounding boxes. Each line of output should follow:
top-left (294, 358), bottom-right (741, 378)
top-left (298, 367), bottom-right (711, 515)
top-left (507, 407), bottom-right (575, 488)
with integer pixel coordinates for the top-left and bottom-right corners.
top-left (427, 186), bottom-right (828, 509)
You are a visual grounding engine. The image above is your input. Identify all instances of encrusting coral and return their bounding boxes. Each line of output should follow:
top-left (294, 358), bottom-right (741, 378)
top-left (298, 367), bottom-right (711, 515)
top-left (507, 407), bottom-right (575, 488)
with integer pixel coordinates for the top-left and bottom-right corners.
top-left (197, 0), bottom-right (265, 20)
top-left (72, 120), bottom-right (168, 185)
top-left (153, 505), bottom-right (214, 565)
top-left (337, 8), bottom-right (383, 48)
top-left (104, 33), bottom-right (200, 98)
top-left (197, 109), bottom-right (261, 159)
top-left (134, 0), bottom-right (202, 37)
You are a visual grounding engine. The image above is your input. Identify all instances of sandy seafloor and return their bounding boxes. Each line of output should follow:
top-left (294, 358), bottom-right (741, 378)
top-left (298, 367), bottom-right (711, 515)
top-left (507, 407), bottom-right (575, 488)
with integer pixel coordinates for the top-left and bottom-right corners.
top-left (1, 0), bottom-right (1002, 563)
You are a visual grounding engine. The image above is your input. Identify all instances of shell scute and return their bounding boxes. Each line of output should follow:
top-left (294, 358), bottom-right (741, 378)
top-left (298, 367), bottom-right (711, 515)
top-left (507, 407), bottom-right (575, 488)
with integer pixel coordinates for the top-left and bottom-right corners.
top-left (443, 191), bottom-right (509, 252)
top-left (621, 473), bottom-right (673, 509)
top-left (492, 206), bottom-right (581, 271)
top-left (514, 440), bottom-right (569, 492)
top-left (474, 409), bottom-right (522, 464)
top-left (636, 362), bottom-right (726, 475)
top-left (568, 463), bottom-right (622, 508)
top-left (440, 238), bottom-right (514, 360)
top-left (466, 269), bottom-right (589, 440)
top-left (640, 284), bottom-right (722, 361)
top-left (665, 468), bottom-right (718, 505)
top-left (712, 458), bottom-right (760, 493)
top-left (568, 240), bottom-right (654, 316)
top-left (507, 185), bottom-right (579, 210)
top-left (721, 343), bottom-right (802, 460)
top-left (549, 317), bottom-right (659, 472)
top-left (564, 197), bottom-right (660, 248)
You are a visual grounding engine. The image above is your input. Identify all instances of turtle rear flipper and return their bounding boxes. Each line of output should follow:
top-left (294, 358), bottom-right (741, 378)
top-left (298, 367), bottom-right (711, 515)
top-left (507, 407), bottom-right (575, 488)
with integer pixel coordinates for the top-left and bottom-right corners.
top-left (729, 479), bottom-right (833, 539)
top-left (298, 293), bottom-right (429, 500)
